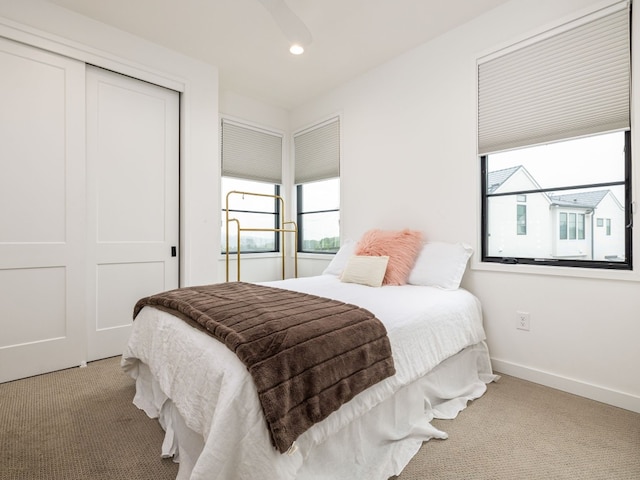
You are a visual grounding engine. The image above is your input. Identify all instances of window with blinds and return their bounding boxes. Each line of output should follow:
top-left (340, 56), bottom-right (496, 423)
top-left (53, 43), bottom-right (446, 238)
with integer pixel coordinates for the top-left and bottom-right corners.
top-left (478, 2), bottom-right (632, 269)
top-left (294, 117), bottom-right (341, 253)
top-left (221, 119), bottom-right (283, 254)
top-left (221, 119), bottom-right (282, 183)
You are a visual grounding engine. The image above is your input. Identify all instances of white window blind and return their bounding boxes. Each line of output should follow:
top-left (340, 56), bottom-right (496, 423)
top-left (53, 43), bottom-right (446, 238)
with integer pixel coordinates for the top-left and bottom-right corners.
top-left (294, 117), bottom-right (340, 184)
top-left (478, 2), bottom-right (630, 155)
top-left (221, 119), bottom-right (282, 183)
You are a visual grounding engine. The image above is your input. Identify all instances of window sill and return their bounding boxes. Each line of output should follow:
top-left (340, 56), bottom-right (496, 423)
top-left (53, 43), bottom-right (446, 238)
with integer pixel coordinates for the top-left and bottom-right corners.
top-left (471, 259), bottom-right (640, 282)
top-left (218, 252), bottom-right (282, 260)
top-left (296, 252), bottom-right (335, 260)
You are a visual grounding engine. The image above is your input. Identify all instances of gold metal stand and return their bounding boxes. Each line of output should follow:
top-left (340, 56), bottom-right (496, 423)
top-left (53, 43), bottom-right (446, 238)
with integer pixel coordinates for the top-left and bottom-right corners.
top-left (225, 190), bottom-right (298, 282)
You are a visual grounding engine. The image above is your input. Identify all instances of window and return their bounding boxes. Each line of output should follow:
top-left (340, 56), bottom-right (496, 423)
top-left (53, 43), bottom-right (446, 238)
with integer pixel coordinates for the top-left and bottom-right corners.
top-left (296, 178), bottom-right (340, 253)
top-left (568, 213), bottom-right (576, 240)
top-left (517, 204), bottom-right (527, 235)
top-left (220, 119), bottom-right (283, 254)
top-left (221, 178), bottom-right (280, 253)
top-left (559, 213), bottom-right (567, 240)
top-left (294, 117), bottom-right (341, 254)
top-left (479, 3), bottom-right (631, 269)
top-left (577, 214), bottom-right (585, 240)
top-left (482, 132), bottom-right (630, 267)
top-left (559, 213), bottom-right (587, 241)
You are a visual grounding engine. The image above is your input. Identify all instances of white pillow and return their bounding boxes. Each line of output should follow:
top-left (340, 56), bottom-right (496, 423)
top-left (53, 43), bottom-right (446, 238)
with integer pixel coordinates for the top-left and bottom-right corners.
top-left (322, 239), bottom-right (356, 276)
top-left (340, 255), bottom-right (389, 287)
top-left (408, 242), bottom-right (473, 290)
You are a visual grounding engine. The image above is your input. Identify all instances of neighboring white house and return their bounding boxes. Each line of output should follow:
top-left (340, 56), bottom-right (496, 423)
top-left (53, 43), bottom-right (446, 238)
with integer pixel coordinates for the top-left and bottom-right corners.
top-left (487, 166), bottom-right (625, 261)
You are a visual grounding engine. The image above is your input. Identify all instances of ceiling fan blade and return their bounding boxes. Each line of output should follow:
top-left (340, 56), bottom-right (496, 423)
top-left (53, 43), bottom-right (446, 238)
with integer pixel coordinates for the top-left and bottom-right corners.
top-left (257, 0), bottom-right (312, 46)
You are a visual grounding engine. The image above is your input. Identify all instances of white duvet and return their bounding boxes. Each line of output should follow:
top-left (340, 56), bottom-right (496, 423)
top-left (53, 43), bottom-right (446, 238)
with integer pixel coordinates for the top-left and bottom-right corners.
top-left (122, 275), bottom-right (488, 480)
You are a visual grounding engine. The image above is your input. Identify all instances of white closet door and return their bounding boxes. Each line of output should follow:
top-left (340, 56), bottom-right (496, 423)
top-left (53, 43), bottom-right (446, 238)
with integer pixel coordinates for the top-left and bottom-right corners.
top-left (85, 66), bottom-right (179, 361)
top-left (0, 38), bottom-right (86, 382)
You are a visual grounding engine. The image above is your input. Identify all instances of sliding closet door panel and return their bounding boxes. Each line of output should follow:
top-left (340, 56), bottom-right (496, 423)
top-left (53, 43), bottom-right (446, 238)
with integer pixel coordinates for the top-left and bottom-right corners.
top-left (0, 38), bottom-right (86, 383)
top-left (86, 66), bottom-right (179, 361)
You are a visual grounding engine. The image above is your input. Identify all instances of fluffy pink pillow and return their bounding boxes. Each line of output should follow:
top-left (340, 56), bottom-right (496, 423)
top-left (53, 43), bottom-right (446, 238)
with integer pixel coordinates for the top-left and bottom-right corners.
top-left (354, 229), bottom-right (424, 285)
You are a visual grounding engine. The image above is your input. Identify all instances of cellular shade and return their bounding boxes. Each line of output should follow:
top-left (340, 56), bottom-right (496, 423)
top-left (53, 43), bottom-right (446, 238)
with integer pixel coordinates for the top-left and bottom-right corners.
top-left (294, 117), bottom-right (340, 184)
top-left (478, 2), bottom-right (630, 155)
top-left (221, 119), bottom-right (282, 183)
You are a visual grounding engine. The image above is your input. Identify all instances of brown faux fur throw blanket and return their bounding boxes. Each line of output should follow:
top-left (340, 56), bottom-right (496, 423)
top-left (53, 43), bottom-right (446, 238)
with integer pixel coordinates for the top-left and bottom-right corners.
top-left (133, 281), bottom-right (396, 453)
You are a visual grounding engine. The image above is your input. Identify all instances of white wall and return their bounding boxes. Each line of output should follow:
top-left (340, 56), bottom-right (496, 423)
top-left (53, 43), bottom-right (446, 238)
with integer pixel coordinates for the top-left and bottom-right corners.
top-left (291, 0), bottom-right (640, 412)
top-left (0, 0), bottom-right (219, 287)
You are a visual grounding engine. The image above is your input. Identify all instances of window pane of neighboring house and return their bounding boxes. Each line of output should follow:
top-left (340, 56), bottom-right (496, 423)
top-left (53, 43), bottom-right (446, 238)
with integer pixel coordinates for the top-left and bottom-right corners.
top-left (578, 214), bottom-right (585, 240)
top-left (559, 213), bottom-right (567, 240)
top-left (483, 131), bottom-right (629, 267)
top-left (297, 178), bottom-right (340, 253)
top-left (516, 204), bottom-right (527, 235)
top-left (568, 213), bottom-right (576, 240)
top-left (221, 177), bottom-right (279, 253)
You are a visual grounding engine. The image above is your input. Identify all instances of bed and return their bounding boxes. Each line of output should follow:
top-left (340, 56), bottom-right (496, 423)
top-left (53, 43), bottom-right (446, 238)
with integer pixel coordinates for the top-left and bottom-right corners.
top-left (121, 231), bottom-right (497, 480)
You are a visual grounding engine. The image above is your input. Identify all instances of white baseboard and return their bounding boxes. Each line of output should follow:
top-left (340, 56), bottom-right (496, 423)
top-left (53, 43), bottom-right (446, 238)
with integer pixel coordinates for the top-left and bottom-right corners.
top-left (491, 358), bottom-right (640, 414)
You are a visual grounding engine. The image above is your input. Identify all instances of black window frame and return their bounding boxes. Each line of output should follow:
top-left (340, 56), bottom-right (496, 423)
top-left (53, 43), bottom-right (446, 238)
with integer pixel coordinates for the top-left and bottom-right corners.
top-left (221, 183), bottom-right (281, 254)
top-left (481, 131), bottom-right (632, 270)
top-left (296, 182), bottom-right (340, 254)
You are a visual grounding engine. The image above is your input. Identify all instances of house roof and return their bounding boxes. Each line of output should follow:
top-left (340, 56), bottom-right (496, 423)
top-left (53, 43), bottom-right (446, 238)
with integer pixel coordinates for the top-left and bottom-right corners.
top-left (549, 191), bottom-right (610, 209)
top-left (487, 166), bottom-right (520, 194)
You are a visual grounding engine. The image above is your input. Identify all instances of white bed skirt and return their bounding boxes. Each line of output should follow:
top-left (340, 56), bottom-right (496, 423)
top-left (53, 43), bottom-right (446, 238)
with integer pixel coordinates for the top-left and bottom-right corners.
top-left (131, 341), bottom-right (496, 480)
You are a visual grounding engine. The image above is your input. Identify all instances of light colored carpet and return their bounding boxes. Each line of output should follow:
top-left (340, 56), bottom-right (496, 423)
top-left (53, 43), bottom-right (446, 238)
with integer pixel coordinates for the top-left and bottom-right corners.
top-left (1, 356), bottom-right (178, 480)
top-left (1, 357), bottom-right (639, 479)
top-left (396, 374), bottom-right (640, 480)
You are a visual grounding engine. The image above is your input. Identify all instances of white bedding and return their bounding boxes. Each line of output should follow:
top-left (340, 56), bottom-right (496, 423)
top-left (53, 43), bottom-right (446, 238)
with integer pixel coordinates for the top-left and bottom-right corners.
top-left (122, 275), bottom-right (492, 480)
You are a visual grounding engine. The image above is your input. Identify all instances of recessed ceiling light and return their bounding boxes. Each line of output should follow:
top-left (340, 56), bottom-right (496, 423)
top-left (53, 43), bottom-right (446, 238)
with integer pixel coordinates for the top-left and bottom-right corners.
top-left (289, 44), bottom-right (304, 55)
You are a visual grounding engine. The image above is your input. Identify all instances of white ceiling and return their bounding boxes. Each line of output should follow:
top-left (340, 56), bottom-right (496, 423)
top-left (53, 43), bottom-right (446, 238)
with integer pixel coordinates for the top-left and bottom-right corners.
top-left (47, 0), bottom-right (510, 110)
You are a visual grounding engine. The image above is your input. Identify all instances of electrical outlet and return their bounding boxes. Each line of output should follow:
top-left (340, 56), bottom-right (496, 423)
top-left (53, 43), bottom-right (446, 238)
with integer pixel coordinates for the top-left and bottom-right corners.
top-left (516, 311), bottom-right (531, 331)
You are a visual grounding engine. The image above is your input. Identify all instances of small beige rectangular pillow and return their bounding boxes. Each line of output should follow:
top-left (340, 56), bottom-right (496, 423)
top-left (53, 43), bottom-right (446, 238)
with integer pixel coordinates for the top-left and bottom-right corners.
top-left (340, 255), bottom-right (389, 287)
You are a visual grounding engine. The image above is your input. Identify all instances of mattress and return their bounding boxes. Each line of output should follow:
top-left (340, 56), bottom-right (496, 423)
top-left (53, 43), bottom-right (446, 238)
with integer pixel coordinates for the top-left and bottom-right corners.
top-left (122, 275), bottom-right (495, 479)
